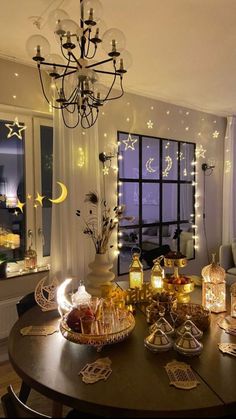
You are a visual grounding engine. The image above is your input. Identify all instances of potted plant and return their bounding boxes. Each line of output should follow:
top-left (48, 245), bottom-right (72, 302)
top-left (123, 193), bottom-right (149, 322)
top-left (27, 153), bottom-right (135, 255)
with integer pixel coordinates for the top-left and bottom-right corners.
top-left (0, 253), bottom-right (7, 279)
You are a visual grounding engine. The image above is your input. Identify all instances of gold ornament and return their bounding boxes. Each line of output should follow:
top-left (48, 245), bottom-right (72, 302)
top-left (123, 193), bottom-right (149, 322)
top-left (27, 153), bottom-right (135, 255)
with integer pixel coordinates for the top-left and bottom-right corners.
top-left (49, 181), bottom-right (68, 204)
top-left (34, 277), bottom-right (59, 312)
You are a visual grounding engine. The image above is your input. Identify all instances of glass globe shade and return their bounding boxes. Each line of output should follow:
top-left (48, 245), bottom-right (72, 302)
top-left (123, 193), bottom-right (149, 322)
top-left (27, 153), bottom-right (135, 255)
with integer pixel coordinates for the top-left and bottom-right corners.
top-left (102, 28), bottom-right (126, 56)
top-left (45, 53), bottom-right (65, 75)
top-left (81, 0), bottom-right (103, 24)
top-left (26, 35), bottom-right (50, 61)
top-left (47, 8), bottom-right (69, 34)
top-left (117, 50), bottom-right (132, 70)
top-left (90, 19), bottom-right (107, 43)
top-left (60, 19), bottom-right (79, 36)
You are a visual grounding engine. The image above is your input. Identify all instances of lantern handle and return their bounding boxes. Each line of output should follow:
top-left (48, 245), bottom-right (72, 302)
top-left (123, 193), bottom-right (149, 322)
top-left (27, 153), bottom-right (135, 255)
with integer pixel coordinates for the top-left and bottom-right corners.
top-left (131, 246), bottom-right (141, 257)
top-left (153, 255), bottom-right (164, 265)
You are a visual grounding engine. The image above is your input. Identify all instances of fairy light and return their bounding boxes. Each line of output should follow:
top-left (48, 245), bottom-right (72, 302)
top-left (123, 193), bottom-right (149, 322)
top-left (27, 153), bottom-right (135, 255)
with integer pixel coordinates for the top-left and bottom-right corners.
top-left (114, 249), bottom-right (120, 256)
top-left (118, 181), bottom-right (123, 186)
top-left (118, 243), bottom-right (122, 248)
top-left (118, 231), bottom-right (123, 237)
top-left (118, 155), bottom-right (123, 160)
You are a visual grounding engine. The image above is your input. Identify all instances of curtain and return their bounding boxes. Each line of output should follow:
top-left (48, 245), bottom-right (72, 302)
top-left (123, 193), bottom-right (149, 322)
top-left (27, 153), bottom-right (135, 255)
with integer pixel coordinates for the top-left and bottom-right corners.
top-left (49, 110), bottom-right (100, 282)
top-left (222, 116), bottom-right (236, 244)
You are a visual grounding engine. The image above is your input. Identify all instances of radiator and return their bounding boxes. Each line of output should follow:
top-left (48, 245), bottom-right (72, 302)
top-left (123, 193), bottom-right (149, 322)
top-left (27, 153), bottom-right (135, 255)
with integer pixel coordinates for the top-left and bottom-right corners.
top-left (0, 297), bottom-right (21, 339)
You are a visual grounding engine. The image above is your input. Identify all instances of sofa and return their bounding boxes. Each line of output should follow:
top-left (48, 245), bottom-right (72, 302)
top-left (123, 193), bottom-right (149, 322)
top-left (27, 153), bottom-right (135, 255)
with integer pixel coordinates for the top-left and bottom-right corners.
top-left (219, 243), bottom-right (236, 285)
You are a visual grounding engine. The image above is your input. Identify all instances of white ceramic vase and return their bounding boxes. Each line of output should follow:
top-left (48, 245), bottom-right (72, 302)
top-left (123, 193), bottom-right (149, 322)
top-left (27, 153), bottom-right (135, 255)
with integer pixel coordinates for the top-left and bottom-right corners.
top-left (86, 253), bottom-right (115, 297)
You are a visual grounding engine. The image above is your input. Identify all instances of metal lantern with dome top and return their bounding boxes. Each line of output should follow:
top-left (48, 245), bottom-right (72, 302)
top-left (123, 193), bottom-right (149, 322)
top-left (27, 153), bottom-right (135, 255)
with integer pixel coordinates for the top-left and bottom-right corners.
top-left (202, 254), bottom-right (226, 313)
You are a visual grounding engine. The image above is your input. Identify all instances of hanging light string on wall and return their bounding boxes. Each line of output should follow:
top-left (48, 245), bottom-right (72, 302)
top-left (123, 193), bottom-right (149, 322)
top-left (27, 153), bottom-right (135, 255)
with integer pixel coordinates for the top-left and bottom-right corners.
top-left (26, 0), bottom-right (131, 129)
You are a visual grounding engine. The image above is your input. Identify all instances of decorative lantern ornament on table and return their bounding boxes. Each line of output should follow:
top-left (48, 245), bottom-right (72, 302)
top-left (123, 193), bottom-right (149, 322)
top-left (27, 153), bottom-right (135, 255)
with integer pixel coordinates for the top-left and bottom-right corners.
top-left (202, 254), bottom-right (226, 313)
top-left (129, 248), bottom-right (143, 289)
top-left (150, 256), bottom-right (164, 292)
top-left (24, 230), bottom-right (37, 270)
top-left (230, 283), bottom-right (236, 318)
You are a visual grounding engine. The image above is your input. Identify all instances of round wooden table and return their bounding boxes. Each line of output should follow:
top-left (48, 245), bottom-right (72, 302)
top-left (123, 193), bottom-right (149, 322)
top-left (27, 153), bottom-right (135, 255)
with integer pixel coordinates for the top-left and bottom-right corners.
top-left (8, 286), bottom-right (236, 417)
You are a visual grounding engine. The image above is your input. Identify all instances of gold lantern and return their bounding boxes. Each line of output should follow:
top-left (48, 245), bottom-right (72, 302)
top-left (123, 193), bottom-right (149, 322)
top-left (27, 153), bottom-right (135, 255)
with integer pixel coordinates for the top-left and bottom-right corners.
top-left (230, 283), bottom-right (236, 318)
top-left (202, 254), bottom-right (226, 313)
top-left (151, 256), bottom-right (164, 292)
top-left (24, 246), bottom-right (37, 270)
top-left (129, 250), bottom-right (143, 289)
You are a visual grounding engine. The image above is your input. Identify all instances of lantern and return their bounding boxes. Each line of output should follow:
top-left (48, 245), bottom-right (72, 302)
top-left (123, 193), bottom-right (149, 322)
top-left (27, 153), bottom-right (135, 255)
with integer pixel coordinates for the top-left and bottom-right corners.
top-left (24, 246), bottom-right (37, 270)
top-left (151, 256), bottom-right (164, 292)
top-left (230, 283), bottom-right (236, 318)
top-left (72, 283), bottom-right (91, 306)
top-left (202, 254), bottom-right (226, 313)
top-left (129, 250), bottom-right (143, 289)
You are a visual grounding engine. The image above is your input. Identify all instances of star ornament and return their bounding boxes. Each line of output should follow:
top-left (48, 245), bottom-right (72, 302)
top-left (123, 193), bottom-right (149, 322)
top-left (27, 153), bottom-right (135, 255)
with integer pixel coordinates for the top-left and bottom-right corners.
top-left (212, 130), bottom-right (219, 139)
top-left (5, 117), bottom-right (27, 140)
top-left (195, 144), bottom-right (206, 159)
top-left (17, 199), bottom-right (25, 213)
top-left (35, 192), bottom-right (45, 206)
top-left (147, 120), bottom-right (154, 129)
top-left (123, 134), bottom-right (137, 151)
top-left (102, 166), bottom-right (109, 175)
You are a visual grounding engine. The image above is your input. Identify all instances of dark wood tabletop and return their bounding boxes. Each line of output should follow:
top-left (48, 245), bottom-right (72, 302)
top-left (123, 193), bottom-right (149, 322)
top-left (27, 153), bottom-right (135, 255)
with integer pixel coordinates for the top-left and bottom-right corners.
top-left (8, 285), bottom-right (236, 418)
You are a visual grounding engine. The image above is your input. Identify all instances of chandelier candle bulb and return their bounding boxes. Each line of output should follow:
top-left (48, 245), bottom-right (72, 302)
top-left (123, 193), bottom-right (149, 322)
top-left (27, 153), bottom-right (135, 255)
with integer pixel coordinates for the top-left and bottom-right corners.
top-left (129, 251), bottom-right (143, 289)
top-left (202, 254), bottom-right (226, 313)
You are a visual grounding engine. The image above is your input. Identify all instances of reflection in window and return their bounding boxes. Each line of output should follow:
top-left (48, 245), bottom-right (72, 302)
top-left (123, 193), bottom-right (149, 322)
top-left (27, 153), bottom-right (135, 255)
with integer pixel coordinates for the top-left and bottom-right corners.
top-left (0, 119), bottom-right (26, 261)
top-left (117, 131), bottom-right (196, 275)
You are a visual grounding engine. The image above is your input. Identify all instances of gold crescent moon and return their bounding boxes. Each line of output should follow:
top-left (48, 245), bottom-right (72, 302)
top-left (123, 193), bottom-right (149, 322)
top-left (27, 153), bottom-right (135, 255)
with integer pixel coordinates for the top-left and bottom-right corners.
top-left (49, 182), bottom-right (68, 204)
top-left (146, 158), bottom-right (156, 173)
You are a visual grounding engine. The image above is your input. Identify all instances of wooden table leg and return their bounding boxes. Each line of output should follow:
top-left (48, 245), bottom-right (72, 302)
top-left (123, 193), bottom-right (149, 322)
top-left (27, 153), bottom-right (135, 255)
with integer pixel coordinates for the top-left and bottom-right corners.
top-left (52, 401), bottom-right (63, 418)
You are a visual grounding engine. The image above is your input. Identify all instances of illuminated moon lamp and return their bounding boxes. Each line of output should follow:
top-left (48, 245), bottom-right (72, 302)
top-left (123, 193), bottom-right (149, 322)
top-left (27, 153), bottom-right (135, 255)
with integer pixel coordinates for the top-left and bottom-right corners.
top-left (129, 249), bottom-right (143, 289)
top-left (57, 278), bottom-right (73, 317)
top-left (201, 254), bottom-right (226, 313)
top-left (49, 181), bottom-right (68, 204)
top-left (151, 256), bottom-right (164, 292)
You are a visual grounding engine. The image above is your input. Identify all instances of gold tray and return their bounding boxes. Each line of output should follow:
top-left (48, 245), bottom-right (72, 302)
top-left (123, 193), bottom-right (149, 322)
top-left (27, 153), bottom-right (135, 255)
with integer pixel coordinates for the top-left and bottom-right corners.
top-left (60, 311), bottom-right (135, 350)
top-left (163, 279), bottom-right (194, 303)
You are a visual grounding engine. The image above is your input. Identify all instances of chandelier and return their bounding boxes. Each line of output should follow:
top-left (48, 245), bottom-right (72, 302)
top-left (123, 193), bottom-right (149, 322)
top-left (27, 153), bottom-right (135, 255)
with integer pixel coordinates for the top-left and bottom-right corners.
top-left (26, 0), bottom-right (131, 129)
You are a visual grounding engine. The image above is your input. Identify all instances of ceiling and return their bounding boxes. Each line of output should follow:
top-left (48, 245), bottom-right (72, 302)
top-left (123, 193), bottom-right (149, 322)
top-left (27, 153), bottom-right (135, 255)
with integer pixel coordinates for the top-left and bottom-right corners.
top-left (1, 0), bottom-right (236, 116)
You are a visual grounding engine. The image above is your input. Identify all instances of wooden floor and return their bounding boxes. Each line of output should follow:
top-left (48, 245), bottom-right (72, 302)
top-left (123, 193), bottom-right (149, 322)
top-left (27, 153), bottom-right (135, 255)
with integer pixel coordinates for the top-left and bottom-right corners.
top-left (0, 356), bottom-right (71, 418)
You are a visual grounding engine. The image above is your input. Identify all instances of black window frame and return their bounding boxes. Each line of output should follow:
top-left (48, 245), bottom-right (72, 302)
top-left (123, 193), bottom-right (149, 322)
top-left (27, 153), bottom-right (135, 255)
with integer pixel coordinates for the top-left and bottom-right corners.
top-left (117, 131), bottom-right (196, 276)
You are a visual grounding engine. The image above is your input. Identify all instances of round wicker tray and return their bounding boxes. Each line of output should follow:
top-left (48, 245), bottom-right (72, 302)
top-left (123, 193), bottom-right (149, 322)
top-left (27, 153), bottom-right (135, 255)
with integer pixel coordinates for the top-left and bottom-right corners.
top-left (60, 311), bottom-right (135, 350)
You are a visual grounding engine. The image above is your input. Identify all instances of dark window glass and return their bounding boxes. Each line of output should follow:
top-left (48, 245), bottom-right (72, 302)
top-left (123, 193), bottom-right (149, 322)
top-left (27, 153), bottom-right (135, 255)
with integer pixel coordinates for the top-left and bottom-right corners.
top-left (117, 131), bottom-right (196, 275)
top-left (40, 126), bottom-right (53, 257)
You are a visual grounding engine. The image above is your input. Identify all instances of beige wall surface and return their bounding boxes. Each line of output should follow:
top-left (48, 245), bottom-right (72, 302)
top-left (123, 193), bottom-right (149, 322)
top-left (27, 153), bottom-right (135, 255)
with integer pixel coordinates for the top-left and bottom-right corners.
top-left (0, 59), bottom-right (227, 302)
top-left (97, 90), bottom-right (227, 276)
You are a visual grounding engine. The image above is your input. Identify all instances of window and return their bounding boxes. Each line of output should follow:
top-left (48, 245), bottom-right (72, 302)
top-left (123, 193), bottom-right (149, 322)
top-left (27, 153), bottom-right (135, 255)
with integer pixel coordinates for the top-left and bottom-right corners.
top-left (0, 110), bottom-right (52, 275)
top-left (117, 131), bottom-right (196, 275)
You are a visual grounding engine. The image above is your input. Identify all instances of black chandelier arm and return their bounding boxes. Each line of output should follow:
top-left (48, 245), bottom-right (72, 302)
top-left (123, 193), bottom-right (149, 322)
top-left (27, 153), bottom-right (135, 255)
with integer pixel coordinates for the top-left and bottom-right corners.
top-left (37, 65), bottom-right (66, 110)
top-left (63, 103), bottom-right (76, 114)
top-left (54, 69), bottom-right (77, 80)
top-left (86, 57), bottom-right (113, 69)
top-left (69, 51), bottom-right (82, 68)
top-left (85, 42), bottom-right (97, 60)
top-left (60, 44), bottom-right (77, 64)
top-left (94, 69), bottom-right (119, 76)
top-left (40, 61), bottom-right (77, 70)
top-left (105, 76), bottom-right (124, 101)
top-left (62, 106), bottom-right (80, 129)
top-left (85, 28), bottom-right (91, 57)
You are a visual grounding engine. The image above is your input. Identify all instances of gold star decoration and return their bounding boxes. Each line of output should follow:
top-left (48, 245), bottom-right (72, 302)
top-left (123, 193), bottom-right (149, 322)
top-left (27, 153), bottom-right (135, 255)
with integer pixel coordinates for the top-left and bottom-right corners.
top-left (195, 144), bottom-right (206, 159)
top-left (123, 134), bottom-right (138, 151)
top-left (17, 199), bottom-right (25, 213)
top-left (113, 166), bottom-right (118, 173)
top-left (147, 120), bottom-right (154, 129)
top-left (35, 192), bottom-right (45, 206)
top-left (27, 194), bottom-right (32, 200)
top-left (212, 130), bottom-right (219, 139)
top-left (5, 117), bottom-right (27, 140)
top-left (102, 166), bottom-right (109, 175)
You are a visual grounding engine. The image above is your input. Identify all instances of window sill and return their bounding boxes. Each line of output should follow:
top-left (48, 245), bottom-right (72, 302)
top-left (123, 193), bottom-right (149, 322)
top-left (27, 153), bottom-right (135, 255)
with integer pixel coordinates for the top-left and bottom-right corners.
top-left (3, 262), bottom-right (50, 280)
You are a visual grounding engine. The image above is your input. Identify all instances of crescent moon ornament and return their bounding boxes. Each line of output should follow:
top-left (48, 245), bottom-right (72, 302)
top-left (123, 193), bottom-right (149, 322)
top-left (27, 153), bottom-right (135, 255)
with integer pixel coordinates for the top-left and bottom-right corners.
top-left (49, 181), bottom-right (68, 204)
top-left (163, 156), bottom-right (173, 177)
top-left (146, 158), bottom-right (157, 173)
top-left (34, 277), bottom-right (59, 312)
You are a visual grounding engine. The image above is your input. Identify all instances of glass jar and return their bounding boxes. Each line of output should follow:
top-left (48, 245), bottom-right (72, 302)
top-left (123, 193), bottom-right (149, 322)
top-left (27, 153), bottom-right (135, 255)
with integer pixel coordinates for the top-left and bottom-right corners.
top-left (24, 246), bottom-right (37, 270)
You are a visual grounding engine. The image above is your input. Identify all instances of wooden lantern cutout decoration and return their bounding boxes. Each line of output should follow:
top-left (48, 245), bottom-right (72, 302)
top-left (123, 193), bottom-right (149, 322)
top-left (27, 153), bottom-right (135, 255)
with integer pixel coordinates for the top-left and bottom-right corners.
top-left (129, 249), bottom-right (143, 289)
top-left (202, 254), bottom-right (226, 313)
top-left (230, 283), bottom-right (236, 318)
top-left (151, 256), bottom-right (164, 292)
